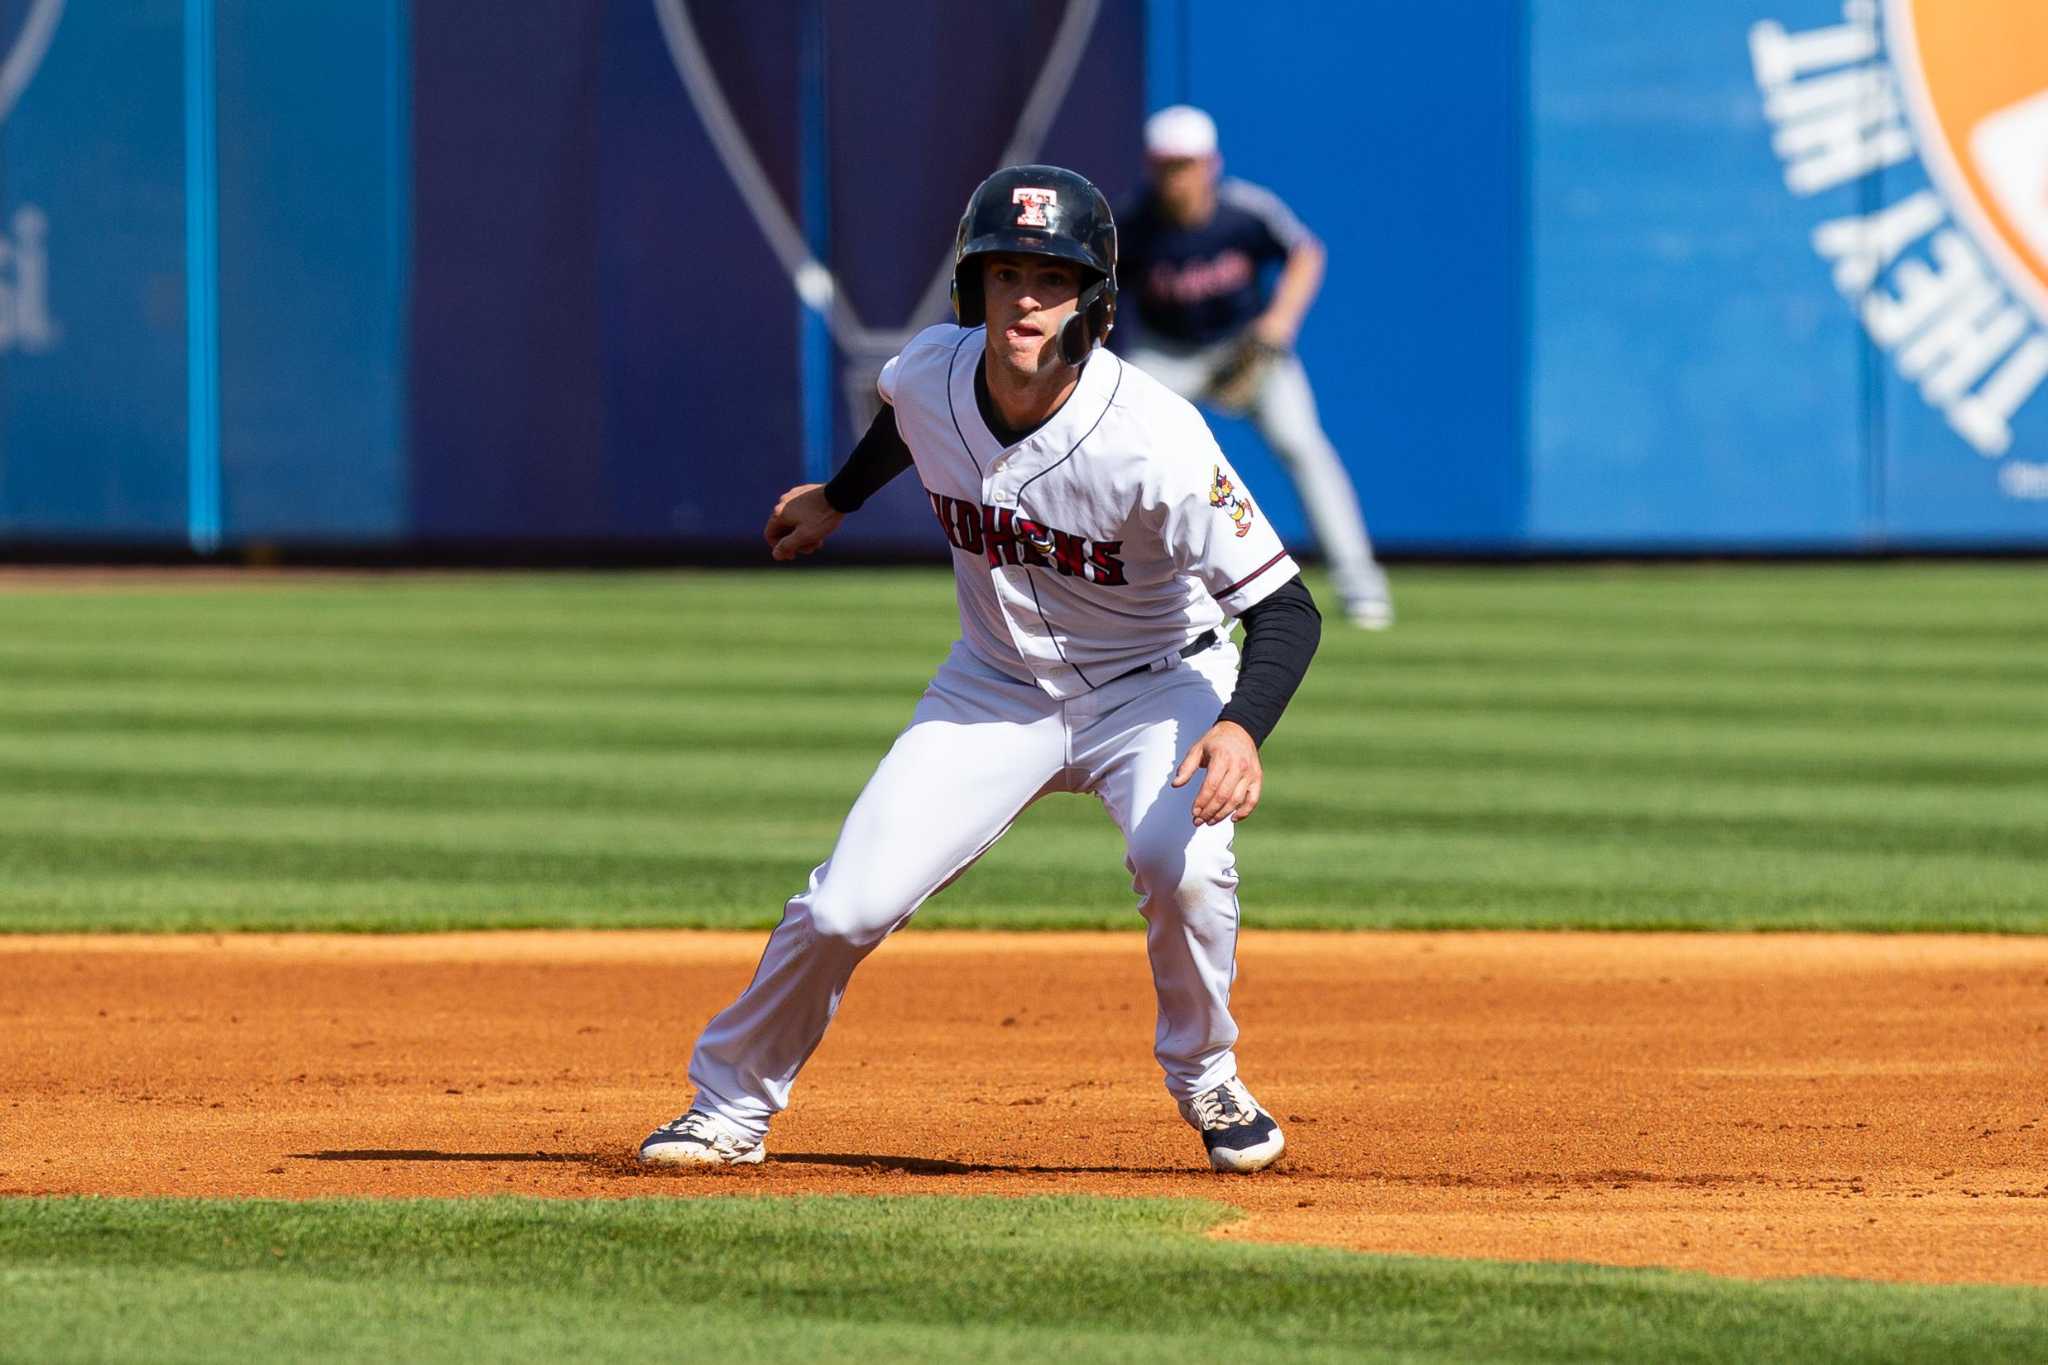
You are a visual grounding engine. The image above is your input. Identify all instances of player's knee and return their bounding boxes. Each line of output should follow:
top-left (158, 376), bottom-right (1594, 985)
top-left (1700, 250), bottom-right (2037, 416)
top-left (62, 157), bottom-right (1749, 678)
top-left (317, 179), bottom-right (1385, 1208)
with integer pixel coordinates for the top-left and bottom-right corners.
top-left (803, 885), bottom-right (900, 949)
top-left (1128, 840), bottom-right (1235, 922)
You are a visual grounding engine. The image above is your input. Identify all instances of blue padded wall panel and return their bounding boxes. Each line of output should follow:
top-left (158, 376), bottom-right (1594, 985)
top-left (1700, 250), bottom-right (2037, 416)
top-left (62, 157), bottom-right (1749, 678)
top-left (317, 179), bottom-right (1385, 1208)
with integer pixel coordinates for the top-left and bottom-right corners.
top-left (1176, 0), bottom-right (1526, 552)
top-left (0, 1), bottom-right (187, 540)
top-left (215, 0), bottom-right (408, 542)
top-left (1527, 0), bottom-right (1865, 548)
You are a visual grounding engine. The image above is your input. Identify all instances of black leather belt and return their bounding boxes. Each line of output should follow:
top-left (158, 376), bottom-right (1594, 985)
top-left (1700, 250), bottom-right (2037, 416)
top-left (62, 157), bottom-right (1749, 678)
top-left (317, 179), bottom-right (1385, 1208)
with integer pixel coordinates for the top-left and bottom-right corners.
top-left (1109, 629), bottom-right (1218, 685)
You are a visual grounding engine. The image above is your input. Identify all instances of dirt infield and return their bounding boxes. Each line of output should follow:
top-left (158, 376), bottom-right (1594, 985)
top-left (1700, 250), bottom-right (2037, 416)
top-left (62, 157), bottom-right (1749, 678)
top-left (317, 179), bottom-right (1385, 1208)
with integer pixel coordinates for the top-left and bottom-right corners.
top-left (4, 931), bottom-right (2044, 1285)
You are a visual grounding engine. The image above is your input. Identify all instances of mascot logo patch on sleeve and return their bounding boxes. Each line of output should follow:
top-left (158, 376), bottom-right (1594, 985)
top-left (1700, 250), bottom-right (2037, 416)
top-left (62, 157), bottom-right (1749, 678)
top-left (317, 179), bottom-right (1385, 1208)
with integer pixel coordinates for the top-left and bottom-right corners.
top-left (1208, 466), bottom-right (1255, 538)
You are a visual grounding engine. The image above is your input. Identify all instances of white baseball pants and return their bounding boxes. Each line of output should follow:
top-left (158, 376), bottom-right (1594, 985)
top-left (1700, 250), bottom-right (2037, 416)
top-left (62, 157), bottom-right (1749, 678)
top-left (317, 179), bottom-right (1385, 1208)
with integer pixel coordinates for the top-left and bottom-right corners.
top-left (687, 639), bottom-right (1247, 1140)
top-left (1125, 338), bottom-right (1390, 615)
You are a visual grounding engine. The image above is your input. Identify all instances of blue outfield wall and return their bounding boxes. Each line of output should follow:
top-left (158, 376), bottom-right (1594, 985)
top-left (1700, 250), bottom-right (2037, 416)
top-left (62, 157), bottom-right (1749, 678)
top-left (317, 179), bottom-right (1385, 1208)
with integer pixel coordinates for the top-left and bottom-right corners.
top-left (0, 1), bottom-right (2044, 553)
top-left (0, 1), bottom-right (186, 541)
top-left (215, 0), bottom-right (409, 544)
top-left (1158, 0), bottom-right (1527, 552)
top-left (1530, 0), bottom-right (2048, 548)
top-left (1528, 1), bottom-right (1870, 548)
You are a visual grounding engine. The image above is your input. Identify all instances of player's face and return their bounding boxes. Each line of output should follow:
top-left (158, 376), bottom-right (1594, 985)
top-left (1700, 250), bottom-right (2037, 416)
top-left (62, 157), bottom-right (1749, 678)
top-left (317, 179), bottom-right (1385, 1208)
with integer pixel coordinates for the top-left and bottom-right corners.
top-left (982, 253), bottom-right (1082, 378)
top-left (1150, 153), bottom-right (1218, 225)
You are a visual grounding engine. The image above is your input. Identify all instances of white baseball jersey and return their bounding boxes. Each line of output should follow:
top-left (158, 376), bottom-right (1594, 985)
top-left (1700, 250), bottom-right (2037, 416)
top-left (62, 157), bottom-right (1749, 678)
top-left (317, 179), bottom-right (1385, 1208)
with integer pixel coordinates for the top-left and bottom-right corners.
top-left (879, 323), bottom-right (1299, 700)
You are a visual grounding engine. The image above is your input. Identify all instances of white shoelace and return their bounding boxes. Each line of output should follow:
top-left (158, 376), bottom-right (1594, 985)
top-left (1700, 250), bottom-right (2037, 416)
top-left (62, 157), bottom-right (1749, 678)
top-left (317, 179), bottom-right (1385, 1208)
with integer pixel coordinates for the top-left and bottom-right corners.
top-left (1186, 1080), bottom-right (1259, 1131)
top-left (663, 1111), bottom-right (743, 1149)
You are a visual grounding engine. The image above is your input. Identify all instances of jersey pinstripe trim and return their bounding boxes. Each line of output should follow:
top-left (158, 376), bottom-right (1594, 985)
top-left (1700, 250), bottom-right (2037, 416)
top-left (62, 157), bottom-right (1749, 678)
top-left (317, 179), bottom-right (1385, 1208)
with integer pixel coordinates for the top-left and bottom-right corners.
top-left (1018, 353), bottom-right (1123, 500)
top-left (943, 327), bottom-right (985, 477)
top-left (1023, 569), bottom-right (1095, 690)
top-left (1012, 355), bottom-right (1123, 692)
top-left (1217, 178), bottom-right (1311, 252)
top-left (1215, 549), bottom-right (1290, 600)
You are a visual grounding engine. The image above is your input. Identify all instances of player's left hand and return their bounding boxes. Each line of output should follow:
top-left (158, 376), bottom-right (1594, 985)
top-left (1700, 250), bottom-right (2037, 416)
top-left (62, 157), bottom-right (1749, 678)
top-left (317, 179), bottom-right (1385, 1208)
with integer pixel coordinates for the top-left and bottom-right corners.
top-left (1172, 720), bottom-right (1263, 825)
top-left (763, 483), bottom-right (845, 561)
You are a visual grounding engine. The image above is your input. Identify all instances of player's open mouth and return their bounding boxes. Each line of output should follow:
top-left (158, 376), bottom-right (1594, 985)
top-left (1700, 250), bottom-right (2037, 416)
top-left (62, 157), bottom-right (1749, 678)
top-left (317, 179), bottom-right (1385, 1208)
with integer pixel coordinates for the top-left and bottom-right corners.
top-left (1005, 322), bottom-right (1043, 338)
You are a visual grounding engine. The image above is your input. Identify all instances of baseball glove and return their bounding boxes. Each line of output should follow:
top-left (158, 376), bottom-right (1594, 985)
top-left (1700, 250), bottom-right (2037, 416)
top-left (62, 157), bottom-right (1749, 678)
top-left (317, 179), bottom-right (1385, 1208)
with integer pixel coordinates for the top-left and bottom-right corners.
top-left (1206, 335), bottom-right (1285, 415)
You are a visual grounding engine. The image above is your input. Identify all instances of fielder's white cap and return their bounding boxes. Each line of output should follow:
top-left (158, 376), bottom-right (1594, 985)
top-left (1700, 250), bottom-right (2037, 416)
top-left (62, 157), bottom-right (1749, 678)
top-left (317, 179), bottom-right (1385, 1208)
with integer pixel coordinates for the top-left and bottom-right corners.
top-left (1144, 104), bottom-right (1218, 159)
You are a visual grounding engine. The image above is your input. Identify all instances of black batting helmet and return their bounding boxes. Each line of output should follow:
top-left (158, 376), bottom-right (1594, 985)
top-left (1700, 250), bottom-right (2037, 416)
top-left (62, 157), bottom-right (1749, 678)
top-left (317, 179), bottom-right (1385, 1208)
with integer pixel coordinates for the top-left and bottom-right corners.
top-left (950, 164), bottom-right (1117, 366)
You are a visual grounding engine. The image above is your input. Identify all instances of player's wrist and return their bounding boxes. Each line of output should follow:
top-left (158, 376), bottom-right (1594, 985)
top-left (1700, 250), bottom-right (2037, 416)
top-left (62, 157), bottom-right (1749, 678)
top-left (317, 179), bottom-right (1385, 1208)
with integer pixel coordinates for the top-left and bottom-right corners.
top-left (1211, 716), bottom-right (1261, 748)
top-left (1249, 315), bottom-right (1295, 350)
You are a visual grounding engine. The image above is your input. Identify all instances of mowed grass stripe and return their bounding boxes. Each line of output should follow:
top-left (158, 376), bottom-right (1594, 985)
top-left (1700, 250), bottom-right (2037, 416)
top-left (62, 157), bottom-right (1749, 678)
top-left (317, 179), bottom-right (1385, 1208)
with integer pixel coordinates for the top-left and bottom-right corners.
top-left (0, 565), bottom-right (2042, 933)
top-left (0, 751), bottom-right (2039, 839)
top-left (3, 1197), bottom-right (2045, 1365)
top-left (4, 717), bottom-right (2043, 794)
top-left (6, 689), bottom-right (2047, 763)
top-left (0, 802), bottom-right (2030, 891)
top-left (9, 626), bottom-right (2048, 695)
top-left (12, 619), bottom-right (2048, 698)
top-left (6, 677), bottom-right (2043, 732)
top-left (0, 809), bottom-right (2037, 934)
top-left (0, 761), bottom-right (2040, 864)
top-left (1, 565), bottom-right (2036, 653)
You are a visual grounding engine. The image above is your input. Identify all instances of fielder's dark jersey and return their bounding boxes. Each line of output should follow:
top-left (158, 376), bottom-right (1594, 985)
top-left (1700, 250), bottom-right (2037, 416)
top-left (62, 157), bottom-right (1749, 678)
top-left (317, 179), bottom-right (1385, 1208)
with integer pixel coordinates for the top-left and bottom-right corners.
top-left (1114, 178), bottom-right (1313, 348)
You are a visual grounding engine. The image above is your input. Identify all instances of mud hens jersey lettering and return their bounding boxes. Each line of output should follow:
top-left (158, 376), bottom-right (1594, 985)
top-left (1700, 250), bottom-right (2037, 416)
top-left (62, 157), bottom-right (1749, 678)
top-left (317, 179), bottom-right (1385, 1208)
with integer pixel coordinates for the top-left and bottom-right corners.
top-left (926, 492), bottom-right (1127, 585)
top-left (879, 323), bottom-right (1300, 700)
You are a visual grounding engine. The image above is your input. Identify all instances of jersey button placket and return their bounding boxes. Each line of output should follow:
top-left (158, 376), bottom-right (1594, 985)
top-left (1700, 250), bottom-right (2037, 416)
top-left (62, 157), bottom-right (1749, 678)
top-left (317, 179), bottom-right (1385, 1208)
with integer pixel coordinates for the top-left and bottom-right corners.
top-left (985, 467), bottom-right (1015, 507)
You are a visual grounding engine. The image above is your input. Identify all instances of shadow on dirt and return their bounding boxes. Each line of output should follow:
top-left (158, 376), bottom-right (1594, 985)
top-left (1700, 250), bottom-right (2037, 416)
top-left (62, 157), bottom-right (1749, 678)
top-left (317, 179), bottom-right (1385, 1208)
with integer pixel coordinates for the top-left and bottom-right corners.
top-left (289, 1149), bottom-right (1194, 1178)
top-left (774, 1151), bottom-right (1190, 1176)
top-left (290, 1150), bottom-right (595, 1163)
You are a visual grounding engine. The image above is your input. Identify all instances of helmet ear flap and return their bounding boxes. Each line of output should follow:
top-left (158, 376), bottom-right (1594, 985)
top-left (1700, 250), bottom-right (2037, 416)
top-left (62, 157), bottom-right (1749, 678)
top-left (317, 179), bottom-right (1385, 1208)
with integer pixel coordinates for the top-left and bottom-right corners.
top-left (952, 267), bottom-right (984, 327)
top-left (1056, 310), bottom-right (1088, 366)
top-left (1057, 276), bottom-right (1115, 365)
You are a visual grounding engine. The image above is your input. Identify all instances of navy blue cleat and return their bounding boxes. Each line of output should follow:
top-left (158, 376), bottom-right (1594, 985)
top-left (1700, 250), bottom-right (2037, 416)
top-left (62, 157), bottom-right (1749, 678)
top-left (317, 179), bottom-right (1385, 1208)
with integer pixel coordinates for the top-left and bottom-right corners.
top-left (1178, 1078), bottom-right (1286, 1173)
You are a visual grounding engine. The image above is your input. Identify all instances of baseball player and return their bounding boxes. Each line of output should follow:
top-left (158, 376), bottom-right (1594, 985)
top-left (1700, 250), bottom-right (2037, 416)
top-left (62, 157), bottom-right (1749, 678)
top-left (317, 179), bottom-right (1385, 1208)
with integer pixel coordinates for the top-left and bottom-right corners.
top-left (1115, 105), bottom-right (1393, 629)
top-left (641, 164), bottom-right (1321, 1174)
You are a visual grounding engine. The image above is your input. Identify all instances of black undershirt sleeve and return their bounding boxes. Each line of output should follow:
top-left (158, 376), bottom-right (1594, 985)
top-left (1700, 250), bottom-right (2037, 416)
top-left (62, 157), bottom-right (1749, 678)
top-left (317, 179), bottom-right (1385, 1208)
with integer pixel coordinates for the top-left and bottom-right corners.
top-left (821, 404), bottom-right (915, 514)
top-left (1215, 575), bottom-right (1321, 747)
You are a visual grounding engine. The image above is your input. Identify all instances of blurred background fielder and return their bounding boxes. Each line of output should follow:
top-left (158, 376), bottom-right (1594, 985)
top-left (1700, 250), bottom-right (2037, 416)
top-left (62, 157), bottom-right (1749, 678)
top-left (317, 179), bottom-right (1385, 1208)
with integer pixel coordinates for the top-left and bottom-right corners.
top-left (1114, 105), bottom-right (1394, 630)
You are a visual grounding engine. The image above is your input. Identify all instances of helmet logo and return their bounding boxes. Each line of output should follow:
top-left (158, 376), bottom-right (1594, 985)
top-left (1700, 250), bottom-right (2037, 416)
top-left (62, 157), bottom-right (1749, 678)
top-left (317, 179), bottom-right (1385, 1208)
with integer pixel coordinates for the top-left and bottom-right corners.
top-left (1011, 187), bottom-right (1059, 228)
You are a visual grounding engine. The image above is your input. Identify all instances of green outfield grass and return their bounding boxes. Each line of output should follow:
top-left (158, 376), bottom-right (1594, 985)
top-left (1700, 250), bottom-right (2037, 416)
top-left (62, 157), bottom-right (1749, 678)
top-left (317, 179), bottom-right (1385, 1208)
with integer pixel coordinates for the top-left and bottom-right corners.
top-left (3, 1196), bottom-right (2043, 1364)
top-left (0, 563), bottom-right (2042, 932)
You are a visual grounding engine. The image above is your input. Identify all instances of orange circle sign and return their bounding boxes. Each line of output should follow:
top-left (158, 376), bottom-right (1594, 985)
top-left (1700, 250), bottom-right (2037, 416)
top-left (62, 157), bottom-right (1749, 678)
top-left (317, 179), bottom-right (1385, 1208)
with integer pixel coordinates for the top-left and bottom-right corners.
top-left (1888, 0), bottom-right (2048, 318)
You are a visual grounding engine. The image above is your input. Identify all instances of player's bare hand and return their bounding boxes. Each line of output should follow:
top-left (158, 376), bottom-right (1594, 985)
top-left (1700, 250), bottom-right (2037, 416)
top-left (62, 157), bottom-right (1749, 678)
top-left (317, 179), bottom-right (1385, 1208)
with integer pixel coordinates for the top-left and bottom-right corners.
top-left (1171, 720), bottom-right (1263, 825)
top-left (1248, 312), bottom-right (1296, 351)
top-left (763, 483), bottom-right (844, 561)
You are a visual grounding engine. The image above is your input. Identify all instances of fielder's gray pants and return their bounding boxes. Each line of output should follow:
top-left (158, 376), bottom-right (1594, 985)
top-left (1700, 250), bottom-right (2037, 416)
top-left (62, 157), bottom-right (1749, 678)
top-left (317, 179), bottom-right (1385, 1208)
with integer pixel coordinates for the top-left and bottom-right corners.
top-left (1124, 338), bottom-right (1389, 614)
